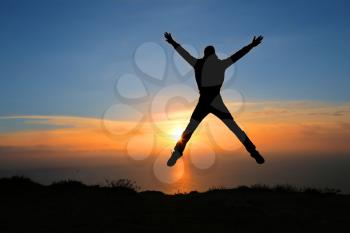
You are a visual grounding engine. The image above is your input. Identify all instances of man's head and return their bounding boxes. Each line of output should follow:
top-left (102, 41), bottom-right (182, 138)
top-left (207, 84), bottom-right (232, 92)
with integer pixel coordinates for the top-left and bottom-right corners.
top-left (204, 45), bottom-right (215, 57)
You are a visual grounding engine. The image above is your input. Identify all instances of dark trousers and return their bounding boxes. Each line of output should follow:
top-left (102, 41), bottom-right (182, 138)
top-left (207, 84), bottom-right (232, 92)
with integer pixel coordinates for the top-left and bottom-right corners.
top-left (174, 92), bottom-right (256, 154)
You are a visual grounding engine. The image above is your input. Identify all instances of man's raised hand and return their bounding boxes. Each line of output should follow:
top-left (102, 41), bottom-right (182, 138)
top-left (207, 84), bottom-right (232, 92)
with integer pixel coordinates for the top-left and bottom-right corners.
top-left (251, 35), bottom-right (263, 47)
top-left (164, 32), bottom-right (175, 44)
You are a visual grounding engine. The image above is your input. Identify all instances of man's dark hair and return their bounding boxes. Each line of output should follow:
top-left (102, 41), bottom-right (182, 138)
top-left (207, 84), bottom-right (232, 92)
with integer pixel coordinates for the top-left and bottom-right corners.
top-left (204, 45), bottom-right (215, 57)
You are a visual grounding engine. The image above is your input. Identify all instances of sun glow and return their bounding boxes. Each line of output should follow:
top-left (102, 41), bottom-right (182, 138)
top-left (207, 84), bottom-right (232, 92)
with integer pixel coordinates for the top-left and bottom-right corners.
top-left (171, 126), bottom-right (184, 141)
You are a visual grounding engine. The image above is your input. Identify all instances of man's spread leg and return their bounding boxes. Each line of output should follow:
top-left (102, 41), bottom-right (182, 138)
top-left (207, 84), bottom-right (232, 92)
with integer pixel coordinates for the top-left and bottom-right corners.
top-left (167, 97), bottom-right (209, 167)
top-left (211, 94), bottom-right (265, 164)
top-left (167, 119), bottom-right (200, 167)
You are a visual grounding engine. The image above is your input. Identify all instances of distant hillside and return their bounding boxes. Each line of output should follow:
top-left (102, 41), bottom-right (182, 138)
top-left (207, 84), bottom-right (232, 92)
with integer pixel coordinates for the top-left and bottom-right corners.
top-left (0, 176), bottom-right (348, 233)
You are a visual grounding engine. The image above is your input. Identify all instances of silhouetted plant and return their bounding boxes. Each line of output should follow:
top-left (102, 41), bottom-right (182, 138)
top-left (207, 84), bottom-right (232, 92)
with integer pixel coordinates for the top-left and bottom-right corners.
top-left (273, 184), bottom-right (299, 193)
top-left (322, 187), bottom-right (341, 195)
top-left (105, 178), bottom-right (139, 193)
top-left (0, 176), bottom-right (341, 195)
top-left (50, 179), bottom-right (87, 189)
top-left (235, 185), bottom-right (250, 192)
top-left (207, 185), bottom-right (227, 192)
top-left (250, 184), bottom-right (271, 192)
top-left (303, 187), bottom-right (341, 195)
top-left (0, 176), bottom-right (42, 191)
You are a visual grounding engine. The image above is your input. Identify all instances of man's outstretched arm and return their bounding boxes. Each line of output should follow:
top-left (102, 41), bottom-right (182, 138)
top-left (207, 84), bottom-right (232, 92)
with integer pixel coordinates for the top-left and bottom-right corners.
top-left (164, 32), bottom-right (197, 66)
top-left (223, 35), bottom-right (263, 68)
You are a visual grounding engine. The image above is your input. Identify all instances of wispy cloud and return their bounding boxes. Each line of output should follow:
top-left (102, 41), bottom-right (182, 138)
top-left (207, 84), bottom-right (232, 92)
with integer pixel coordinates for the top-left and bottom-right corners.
top-left (1, 100), bottom-right (350, 155)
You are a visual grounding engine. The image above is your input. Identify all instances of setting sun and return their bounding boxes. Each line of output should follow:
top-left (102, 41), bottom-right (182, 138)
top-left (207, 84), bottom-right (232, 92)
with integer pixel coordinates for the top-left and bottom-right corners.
top-left (171, 126), bottom-right (183, 141)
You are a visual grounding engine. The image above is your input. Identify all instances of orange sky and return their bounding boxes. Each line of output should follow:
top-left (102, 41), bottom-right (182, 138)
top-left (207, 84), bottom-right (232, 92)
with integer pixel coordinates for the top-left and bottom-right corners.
top-left (1, 100), bottom-right (350, 193)
top-left (1, 100), bottom-right (350, 156)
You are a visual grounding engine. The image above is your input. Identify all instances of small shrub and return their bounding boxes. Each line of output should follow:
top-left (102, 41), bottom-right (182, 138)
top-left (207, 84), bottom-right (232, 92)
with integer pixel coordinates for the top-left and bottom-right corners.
top-left (105, 179), bottom-right (139, 193)
top-left (250, 184), bottom-right (271, 192)
top-left (272, 184), bottom-right (299, 193)
top-left (50, 179), bottom-right (87, 189)
top-left (0, 176), bottom-right (42, 190)
top-left (206, 185), bottom-right (228, 194)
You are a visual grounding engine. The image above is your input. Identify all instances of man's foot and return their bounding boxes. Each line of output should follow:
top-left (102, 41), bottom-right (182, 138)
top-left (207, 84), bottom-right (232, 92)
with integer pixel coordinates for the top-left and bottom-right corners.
top-left (167, 150), bottom-right (183, 167)
top-left (250, 150), bottom-right (265, 164)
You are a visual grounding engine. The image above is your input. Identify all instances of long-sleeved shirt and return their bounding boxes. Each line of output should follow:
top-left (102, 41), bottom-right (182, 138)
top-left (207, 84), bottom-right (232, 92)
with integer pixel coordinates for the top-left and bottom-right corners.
top-left (170, 41), bottom-right (254, 94)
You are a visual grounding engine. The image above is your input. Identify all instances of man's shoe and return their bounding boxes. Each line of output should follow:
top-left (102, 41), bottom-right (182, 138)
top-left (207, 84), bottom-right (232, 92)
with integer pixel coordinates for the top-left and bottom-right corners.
top-left (250, 150), bottom-right (265, 164)
top-left (167, 150), bottom-right (183, 167)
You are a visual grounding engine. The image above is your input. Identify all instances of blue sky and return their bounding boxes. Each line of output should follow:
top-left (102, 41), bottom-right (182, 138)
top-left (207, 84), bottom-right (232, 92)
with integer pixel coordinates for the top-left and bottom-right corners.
top-left (0, 0), bottom-right (349, 118)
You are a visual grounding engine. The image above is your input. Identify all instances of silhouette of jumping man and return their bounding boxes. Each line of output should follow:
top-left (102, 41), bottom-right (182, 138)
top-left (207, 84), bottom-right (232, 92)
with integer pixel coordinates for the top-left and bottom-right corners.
top-left (164, 32), bottom-right (265, 166)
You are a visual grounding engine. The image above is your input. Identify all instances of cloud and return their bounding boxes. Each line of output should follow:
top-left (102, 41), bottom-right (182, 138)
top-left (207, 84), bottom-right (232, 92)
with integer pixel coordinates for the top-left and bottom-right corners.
top-left (238, 100), bottom-right (350, 123)
top-left (0, 115), bottom-right (101, 128)
top-left (1, 100), bottom-right (350, 155)
top-left (0, 115), bottom-right (121, 151)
